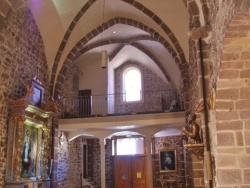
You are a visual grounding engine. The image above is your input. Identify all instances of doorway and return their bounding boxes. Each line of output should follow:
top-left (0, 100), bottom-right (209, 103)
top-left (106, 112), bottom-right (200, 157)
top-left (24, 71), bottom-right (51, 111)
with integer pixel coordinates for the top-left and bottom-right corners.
top-left (79, 89), bottom-right (91, 117)
top-left (113, 155), bottom-right (147, 188)
top-left (111, 134), bottom-right (147, 187)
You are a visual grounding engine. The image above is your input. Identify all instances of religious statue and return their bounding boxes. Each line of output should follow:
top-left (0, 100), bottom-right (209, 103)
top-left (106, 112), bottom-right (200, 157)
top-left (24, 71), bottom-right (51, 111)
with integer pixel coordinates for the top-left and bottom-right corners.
top-left (181, 113), bottom-right (202, 144)
top-left (23, 130), bottom-right (30, 163)
top-left (22, 129), bottom-right (31, 177)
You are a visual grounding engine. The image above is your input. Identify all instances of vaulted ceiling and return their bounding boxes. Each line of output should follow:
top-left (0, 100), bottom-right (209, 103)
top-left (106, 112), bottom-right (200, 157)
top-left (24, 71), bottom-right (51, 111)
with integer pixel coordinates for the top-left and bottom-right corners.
top-left (30, 0), bottom-right (189, 137)
top-left (0, 0), bottom-right (192, 136)
top-left (27, 0), bottom-right (190, 94)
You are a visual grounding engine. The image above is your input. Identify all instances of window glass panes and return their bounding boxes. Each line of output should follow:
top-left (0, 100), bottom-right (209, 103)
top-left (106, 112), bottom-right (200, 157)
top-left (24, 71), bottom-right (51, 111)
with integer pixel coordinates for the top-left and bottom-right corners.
top-left (114, 137), bottom-right (144, 155)
top-left (123, 68), bottom-right (141, 102)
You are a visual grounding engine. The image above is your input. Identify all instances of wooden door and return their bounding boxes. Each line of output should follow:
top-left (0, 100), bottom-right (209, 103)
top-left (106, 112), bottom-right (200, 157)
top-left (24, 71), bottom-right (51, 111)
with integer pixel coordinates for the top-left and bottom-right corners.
top-left (114, 156), bottom-right (132, 188)
top-left (132, 156), bottom-right (147, 188)
top-left (114, 156), bottom-right (147, 188)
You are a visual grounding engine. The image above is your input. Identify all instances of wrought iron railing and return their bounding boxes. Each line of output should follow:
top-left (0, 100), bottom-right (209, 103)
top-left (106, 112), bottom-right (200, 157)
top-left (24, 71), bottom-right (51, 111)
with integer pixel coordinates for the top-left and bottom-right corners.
top-left (61, 90), bottom-right (184, 119)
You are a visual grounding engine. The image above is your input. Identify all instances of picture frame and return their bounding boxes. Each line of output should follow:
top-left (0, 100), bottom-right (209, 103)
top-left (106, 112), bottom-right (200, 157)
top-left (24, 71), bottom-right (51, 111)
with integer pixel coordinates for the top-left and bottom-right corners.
top-left (159, 149), bottom-right (177, 172)
top-left (31, 80), bottom-right (44, 107)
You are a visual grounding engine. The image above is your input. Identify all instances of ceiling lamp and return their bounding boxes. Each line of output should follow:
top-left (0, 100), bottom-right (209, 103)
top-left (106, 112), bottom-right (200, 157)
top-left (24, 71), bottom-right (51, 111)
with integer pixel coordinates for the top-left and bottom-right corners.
top-left (101, 50), bottom-right (107, 68)
top-left (101, 0), bottom-right (107, 69)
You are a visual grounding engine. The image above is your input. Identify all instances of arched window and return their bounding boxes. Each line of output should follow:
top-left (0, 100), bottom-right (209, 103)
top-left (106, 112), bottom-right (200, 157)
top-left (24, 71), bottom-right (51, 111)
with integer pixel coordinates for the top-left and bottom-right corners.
top-left (123, 67), bottom-right (142, 102)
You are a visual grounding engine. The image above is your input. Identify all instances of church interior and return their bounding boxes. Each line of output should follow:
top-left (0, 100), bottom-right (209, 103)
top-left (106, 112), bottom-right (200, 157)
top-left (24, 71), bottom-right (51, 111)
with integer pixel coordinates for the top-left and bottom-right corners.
top-left (0, 0), bottom-right (250, 188)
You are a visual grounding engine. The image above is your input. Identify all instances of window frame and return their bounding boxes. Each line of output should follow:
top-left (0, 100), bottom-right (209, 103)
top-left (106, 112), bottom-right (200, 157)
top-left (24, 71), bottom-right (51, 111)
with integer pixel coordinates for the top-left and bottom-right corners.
top-left (122, 66), bottom-right (143, 103)
top-left (112, 135), bottom-right (146, 156)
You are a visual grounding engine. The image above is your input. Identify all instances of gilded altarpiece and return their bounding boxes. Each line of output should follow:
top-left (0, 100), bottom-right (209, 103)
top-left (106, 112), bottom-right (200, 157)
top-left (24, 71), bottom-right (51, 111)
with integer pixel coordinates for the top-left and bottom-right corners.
top-left (5, 80), bottom-right (58, 188)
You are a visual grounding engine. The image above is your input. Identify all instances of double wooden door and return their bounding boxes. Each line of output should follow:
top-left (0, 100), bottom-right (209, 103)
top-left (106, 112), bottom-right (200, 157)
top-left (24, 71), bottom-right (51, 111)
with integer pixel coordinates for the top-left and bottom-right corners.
top-left (114, 155), bottom-right (147, 188)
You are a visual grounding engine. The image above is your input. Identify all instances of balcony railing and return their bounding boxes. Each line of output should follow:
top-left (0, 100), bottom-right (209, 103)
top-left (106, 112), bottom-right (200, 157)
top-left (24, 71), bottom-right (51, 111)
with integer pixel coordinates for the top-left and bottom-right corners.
top-left (61, 90), bottom-right (184, 119)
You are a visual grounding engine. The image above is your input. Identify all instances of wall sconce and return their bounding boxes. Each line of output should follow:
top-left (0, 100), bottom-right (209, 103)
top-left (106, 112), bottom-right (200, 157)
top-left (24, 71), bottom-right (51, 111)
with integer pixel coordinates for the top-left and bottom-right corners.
top-left (101, 50), bottom-right (107, 68)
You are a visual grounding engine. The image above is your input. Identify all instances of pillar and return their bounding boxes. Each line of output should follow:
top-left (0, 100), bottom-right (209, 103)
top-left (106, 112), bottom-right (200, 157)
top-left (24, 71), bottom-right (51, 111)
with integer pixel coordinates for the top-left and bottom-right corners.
top-left (146, 137), bottom-right (153, 188)
top-left (99, 139), bottom-right (106, 188)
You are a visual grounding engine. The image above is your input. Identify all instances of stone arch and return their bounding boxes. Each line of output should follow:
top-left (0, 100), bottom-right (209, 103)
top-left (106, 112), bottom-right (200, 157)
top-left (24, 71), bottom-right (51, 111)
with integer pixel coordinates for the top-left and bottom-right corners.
top-left (49, 0), bottom-right (97, 94)
top-left (119, 0), bottom-right (187, 62)
top-left (50, 0), bottom-right (187, 96)
top-left (184, 0), bottom-right (210, 28)
top-left (54, 18), bottom-right (184, 97)
top-left (215, 11), bottom-right (250, 186)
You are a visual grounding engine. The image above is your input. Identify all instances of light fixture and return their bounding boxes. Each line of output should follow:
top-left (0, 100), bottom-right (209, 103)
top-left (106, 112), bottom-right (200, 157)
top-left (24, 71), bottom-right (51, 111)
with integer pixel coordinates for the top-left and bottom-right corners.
top-left (101, 50), bottom-right (107, 68)
top-left (100, 0), bottom-right (108, 69)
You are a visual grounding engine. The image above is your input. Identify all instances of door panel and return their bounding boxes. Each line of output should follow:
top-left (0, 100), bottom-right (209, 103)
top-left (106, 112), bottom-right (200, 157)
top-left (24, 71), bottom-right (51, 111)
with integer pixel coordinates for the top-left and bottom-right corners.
top-left (114, 156), bottom-right (132, 188)
top-left (114, 156), bottom-right (147, 188)
top-left (132, 156), bottom-right (147, 188)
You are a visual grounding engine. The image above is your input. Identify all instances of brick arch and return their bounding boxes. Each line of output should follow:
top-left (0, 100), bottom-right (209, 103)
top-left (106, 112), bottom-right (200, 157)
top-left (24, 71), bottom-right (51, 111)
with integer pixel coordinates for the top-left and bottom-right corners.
top-left (50, 0), bottom-right (97, 94)
top-left (181, 0), bottom-right (210, 114)
top-left (183, 0), bottom-right (210, 28)
top-left (120, 0), bottom-right (186, 62)
top-left (54, 18), bottom-right (183, 97)
top-left (216, 12), bottom-right (250, 186)
top-left (51, 0), bottom-right (187, 96)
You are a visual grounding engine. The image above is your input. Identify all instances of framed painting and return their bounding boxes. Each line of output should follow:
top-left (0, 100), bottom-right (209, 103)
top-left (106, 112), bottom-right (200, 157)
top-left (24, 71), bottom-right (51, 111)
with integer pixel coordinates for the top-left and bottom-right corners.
top-left (31, 80), bottom-right (44, 107)
top-left (159, 149), bottom-right (177, 172)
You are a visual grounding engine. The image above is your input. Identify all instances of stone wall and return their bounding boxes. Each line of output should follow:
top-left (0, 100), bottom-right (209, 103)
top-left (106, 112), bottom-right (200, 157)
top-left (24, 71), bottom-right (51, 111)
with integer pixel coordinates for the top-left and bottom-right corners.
top-left (202, 2), bottom-right (248, 187)
top-left (115, 62), bottom-right (172, 93)
top-left (86, 139), bottom-right (101, 187)
top-left (57, 131), bottom-right (70, 188)
top-left (205, 0), bottom-right (243, 155)
top-left (105, 139), bottom-right (113, 188)
top-left (60, 65), bottom-right (79, 115)
top-left (0, 8), bottom-right (48, 187)
top-left (60, 65), bottom-right (79, 99)
top-left (57, 136), bottom-right (104, 188)
top-left (114, 62), bottom-right (175, 114)
top-left (186, 1), bottom-right (246, 187)
top-left (215, 12), bottom-right (250, 187)
top-left (185, 38), bottom-right (199, 114)
top-left (57, 134), bottom-right (83, 188)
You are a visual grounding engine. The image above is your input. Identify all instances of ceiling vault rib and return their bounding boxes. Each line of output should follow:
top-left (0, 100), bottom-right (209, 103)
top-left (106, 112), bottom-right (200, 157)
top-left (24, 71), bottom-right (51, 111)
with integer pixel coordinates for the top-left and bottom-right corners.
top-left (54, 17), bottom-right (182, 97)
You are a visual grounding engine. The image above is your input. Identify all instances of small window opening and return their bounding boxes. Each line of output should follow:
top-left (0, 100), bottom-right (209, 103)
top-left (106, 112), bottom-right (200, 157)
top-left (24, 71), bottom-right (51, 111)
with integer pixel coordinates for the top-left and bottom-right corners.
top-left (123, 67), bottom-right (141, 102)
